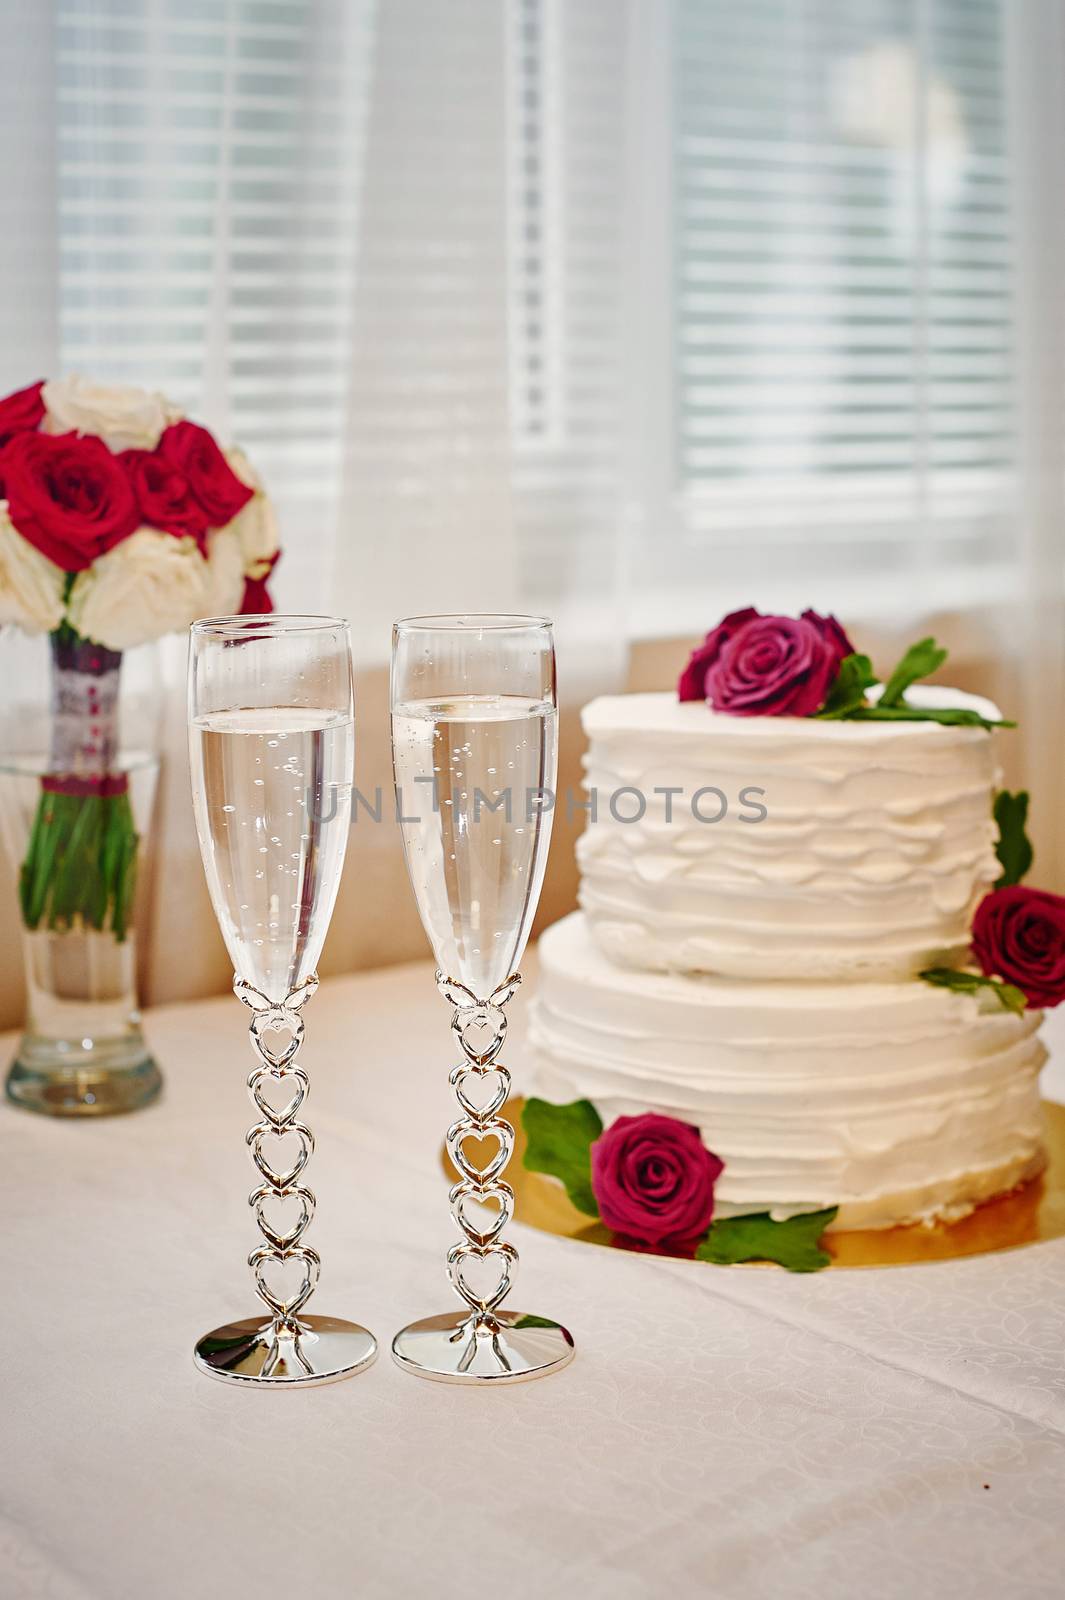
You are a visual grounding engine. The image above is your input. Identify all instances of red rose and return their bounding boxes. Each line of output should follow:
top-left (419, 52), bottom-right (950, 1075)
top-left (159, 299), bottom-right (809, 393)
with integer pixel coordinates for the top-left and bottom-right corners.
top-left (678, 607), bottom-right (760, 701)
top-left (159, 421), bottom-right (253, 528)
top-left (800, 608), bottom-right (855, 670)
top-left (240, 551), bottom-right (279, 615)
top-left (590, 1113), bottom-right (724, 1247)
top-left (679, 607), bottom-right (854, 709)
top-left (972, 885), bottom-right (1065, 1009)
top-left (0, 380), bottom-right (45, 449)
top-left (2, 431), bottom-right (139, 572)
top-left (120, 448), bottom-right (209, 546)
top-left (706, 613), bottom-right (841, 717)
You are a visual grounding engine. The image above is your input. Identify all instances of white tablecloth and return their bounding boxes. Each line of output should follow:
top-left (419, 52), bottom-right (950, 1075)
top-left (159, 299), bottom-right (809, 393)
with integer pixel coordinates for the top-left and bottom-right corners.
top-left (6, 953), bottom-right (1065, 1600)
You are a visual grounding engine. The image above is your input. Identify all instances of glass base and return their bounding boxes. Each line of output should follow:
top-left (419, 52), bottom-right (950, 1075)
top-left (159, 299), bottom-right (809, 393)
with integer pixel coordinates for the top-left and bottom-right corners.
top-left (392, 1310), bottom-right (575, 1384)
top-left (194, 1315), bottom-right (378, 1387)
top-left (6, 1033), bottom-right (162, 1117)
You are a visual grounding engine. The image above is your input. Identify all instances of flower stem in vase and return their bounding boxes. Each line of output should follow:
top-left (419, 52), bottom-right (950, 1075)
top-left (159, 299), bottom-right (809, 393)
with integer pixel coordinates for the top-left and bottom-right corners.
top-left (18, 632), bottom-right (139, 940)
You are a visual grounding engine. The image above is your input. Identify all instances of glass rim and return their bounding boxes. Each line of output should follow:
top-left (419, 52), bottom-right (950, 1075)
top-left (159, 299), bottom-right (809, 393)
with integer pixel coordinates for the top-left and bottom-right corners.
top-left (191, 613), bottom-right (349, 639)
top-left (393, 612), bottom-right (552, 634)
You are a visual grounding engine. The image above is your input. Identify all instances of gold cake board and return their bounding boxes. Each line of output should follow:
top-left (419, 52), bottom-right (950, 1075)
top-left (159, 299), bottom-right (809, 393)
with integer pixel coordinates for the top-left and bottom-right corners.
top-left (443, 1099), bottom-right (1065, 1268)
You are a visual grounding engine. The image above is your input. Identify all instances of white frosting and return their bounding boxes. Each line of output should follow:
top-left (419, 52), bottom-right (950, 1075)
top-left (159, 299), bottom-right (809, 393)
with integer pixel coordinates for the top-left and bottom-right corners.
top-left (531, 914), bottom-right (1047, 1230)
top-left (578, 686), bottom-right (1003, 980)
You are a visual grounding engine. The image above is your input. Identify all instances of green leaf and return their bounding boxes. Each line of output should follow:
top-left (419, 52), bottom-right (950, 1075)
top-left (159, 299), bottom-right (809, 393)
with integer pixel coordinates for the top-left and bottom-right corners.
top-left (993, 789), bottom-right (1033, 888)
top-left (815, 653), bottom-right (877, 719)
top-left (845, 705), bottom-right (1014, 732)
top-left (17, 788), bottom-right (139, 940)
top-left (522, 1097), bottom-right (603, 1216)
top-left (822, 636), bottom-right (1013, 729)
top-left (919, 967), bottom-right (1027, 1016)
top-left (697, 1207), bottom-right (838, 1272)
top-left (878, 636), bottom-right (948, 708)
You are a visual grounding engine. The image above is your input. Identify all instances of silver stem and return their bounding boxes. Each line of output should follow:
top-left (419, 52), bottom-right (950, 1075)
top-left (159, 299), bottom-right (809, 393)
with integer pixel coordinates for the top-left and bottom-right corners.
top-left (193, 971), bottom-right (377, 1385)
top-left (236, 973), bottom-right (322, 1334)
top-left (439, 970), bottom-right (523, 1333)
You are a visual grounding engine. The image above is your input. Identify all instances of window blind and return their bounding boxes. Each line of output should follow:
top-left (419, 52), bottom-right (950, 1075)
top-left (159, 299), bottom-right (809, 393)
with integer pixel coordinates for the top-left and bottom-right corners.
top-left (55, 0), bottom-right (373, 606)
top-left (670, 0), bottom-right (1017, 583)
top-left (507, 0), bottom-right (630, 628)
top-left (41, 0), bottom-right (1034, 632)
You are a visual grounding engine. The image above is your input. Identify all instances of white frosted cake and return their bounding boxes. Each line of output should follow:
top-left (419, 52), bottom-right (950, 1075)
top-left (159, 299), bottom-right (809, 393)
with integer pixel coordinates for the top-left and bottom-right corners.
top-left (530, 683), bottom-right (1048, 1233)
top-left (578, 686), bottom-right (1001, 982)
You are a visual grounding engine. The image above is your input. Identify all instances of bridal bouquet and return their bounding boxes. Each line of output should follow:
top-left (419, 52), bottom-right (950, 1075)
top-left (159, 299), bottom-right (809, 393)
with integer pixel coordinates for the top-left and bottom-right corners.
top-left (0, 375), bottom-right (278, 643)
top-left (0, 375), bottom-right (280, 942)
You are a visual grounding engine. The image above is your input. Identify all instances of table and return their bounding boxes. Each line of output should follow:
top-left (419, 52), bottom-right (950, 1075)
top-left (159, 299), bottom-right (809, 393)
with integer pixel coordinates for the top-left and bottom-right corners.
top-left (6, 953), bottom-right (1065, 1600)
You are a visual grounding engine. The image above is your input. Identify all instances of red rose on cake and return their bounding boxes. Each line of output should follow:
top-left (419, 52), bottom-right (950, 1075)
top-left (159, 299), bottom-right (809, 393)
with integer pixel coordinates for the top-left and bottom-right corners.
top-left (677, 606), bottom-right (760, 701)
top-left (590, 1112), bottom-right (724, 1247)
top-left (972, 885), bottom-right (1065, 1009)
top-left (678, 606), bottom-right (855, 717)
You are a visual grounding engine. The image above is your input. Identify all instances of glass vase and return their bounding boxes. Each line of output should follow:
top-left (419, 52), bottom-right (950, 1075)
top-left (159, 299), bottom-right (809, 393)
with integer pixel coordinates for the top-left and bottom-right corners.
top-left (0, 631), bottom-right (163, 1115)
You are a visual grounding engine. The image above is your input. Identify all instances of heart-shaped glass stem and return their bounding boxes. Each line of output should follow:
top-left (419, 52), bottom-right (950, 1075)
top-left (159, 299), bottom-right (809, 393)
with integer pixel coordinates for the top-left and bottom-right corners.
top-left (192, 972), bottom-right (376, 1386)
top-left (252, 1183), bottom-right (316, 1250)
top-left (447, 1240), bottom-right (518, 1315)
top-left (240, 985), bottom-right (324, 1316)
top-left (446, 1116), bottom-right (514, 1185)
top-left (390, 967), bottom-right (575, 1384)
top-left (450, 1062), bottom-right (511, 1120)
top-left (250, 1065), bottom-right (309, 1127)
top-left (249, 1121), bottom-right (315, 1190)
top-left (438, 978), bottom-right (521, 1302)
top-left (450, 1179), bottom-right (514, 1247)
top-left (251, 1243), bottom-right (321, 1320)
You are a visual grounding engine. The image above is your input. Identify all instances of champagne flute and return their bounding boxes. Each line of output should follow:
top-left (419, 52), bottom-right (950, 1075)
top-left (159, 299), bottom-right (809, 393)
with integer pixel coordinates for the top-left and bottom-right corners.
top-left (390, 614), bottom-right (574, 1383)
top-left (187, 614), bottom-right (376, 1385)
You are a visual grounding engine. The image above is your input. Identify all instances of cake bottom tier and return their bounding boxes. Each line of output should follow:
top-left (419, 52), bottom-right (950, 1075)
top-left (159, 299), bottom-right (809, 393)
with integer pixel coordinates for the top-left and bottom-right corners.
top-left (530, 913), bottom-right (1047, 1231)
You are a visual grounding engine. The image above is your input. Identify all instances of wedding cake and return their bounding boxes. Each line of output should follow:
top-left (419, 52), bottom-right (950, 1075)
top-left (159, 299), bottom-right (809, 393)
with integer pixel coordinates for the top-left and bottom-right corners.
top-left (527, 610), bottom-right (1058, 1251)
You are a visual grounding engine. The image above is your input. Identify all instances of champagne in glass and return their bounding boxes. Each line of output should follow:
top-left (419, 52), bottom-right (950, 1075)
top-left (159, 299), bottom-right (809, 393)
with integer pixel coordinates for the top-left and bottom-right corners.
top-left (390, 615), bottom-right (574, 1384)
top-left (187, 615), bottom-right (376, 1386)
top-left (190, 706), bottom-right (354, 1002)
top-left (390, 693), bottom-right (556, 998)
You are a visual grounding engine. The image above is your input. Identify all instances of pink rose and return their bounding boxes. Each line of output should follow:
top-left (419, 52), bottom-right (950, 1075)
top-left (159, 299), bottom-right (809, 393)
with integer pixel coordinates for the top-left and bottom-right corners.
top-left (706, 613), bottom-right (841, 717)
top-left (679, 607), bottom-right (854, 709)
top-left (590, 1113), bottom-right (724, 1247)
top-left (800, 608), bottom-right (855, 668)
top-left (677, 607), bottom-right (760, 701)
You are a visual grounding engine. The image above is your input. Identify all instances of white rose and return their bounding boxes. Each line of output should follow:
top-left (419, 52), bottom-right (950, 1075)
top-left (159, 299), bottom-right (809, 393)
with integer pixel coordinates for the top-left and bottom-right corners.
top-left (67, 529), bottom-right (210, 650)
top-left (201, 526), bottom-right (245, 617)
top-left (225, 445), bottom-right (280, 576)
top-left (42, 375), bottom-right (170, 452)
top-left (0, 503), bottom-right (66, 634)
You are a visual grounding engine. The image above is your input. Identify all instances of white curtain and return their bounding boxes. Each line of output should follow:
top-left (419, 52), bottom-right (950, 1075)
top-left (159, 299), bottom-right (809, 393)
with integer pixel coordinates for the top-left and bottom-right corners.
top-left (335, 0), bottom-right (520, 659)
top-left (334, 0), bottom-right (632, 693)
top-left (0, 0), bottom-right (1063, 1021)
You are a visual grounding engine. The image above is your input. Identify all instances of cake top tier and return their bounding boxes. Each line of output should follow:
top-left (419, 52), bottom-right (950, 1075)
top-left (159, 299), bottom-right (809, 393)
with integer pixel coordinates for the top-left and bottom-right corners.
top-left (583, 684), bottom-right (1002, 743)
top-left (576, 684), bottom-right (1002, 983)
